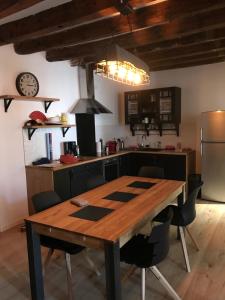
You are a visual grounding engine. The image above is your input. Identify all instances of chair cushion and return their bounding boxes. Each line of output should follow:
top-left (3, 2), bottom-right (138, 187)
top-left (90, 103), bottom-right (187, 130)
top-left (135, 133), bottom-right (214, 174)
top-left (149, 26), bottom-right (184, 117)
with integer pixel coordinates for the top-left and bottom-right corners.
top-left (120, 234), bottom-right (154, 268)
top-left (40, 235), bottom-right (84, 254)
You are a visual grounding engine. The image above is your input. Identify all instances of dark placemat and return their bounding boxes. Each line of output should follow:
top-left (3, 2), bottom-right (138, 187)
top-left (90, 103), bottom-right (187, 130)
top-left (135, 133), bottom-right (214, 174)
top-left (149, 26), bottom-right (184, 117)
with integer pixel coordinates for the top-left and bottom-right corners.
top-left (70, 205), bottom-right (114, 221)
top-left (128, 181), bottom-right (156, 189)
top-left (104, 191), bottom-right (138, 202)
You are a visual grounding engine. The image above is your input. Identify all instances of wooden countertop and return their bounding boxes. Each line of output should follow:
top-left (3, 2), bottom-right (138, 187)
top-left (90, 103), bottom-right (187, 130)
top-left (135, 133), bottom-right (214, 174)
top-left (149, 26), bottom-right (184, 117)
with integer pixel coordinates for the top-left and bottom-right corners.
top-left (25, 149), bottom-right (195, 171)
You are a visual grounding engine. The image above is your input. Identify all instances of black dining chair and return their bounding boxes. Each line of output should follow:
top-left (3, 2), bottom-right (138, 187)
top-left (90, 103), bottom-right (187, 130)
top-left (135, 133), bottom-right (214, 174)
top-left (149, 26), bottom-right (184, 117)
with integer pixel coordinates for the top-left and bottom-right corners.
top-left (154, 181), bottom-right (203, 273)
top-left (32, 191), bottom-right (99, 300)
top-left (138, 166), bottom-right (165, 179)
top-left (120, 207), bottom-right (181, 300)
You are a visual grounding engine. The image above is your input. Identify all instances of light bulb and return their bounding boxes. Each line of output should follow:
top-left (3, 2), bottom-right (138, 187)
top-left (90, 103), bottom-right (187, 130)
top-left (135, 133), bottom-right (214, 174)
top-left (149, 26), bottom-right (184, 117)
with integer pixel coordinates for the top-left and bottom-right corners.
top-left (110, 62), bottom-right (118, 76)
top-left (118, 66), bottom-right (126, 79)
top-left (127, 70), bottom-right (134, 82)
top-left (134, 73), bottom-right (141, 85)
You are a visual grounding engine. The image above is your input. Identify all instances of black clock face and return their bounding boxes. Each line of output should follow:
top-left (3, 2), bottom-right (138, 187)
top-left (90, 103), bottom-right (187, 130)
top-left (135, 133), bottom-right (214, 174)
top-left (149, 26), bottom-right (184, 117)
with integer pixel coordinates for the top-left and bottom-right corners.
top-left (16, 72), bottom-right (39, 96)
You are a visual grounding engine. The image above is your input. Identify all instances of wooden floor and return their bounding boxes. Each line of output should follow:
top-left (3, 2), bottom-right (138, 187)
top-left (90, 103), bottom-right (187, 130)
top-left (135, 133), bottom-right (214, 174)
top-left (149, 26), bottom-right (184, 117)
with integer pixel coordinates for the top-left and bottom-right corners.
top-left (1, 201), bottom-right (225, 300)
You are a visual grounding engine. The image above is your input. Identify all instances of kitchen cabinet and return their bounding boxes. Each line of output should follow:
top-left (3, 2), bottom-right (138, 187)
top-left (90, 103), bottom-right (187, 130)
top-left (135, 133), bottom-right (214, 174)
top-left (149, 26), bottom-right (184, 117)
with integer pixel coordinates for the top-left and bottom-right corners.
top-left (25, 150), bottom-right (195, 214)
top-left (26, 160), bottom-right (103, 214)
top-left (126, 152), bottom-right (193, 183)
top-left (125, 87), bottom-right (181, 136)
top-left (118, 154), bottom-right (130, 176)
top-left (103, 157), bottom-right (119, 181)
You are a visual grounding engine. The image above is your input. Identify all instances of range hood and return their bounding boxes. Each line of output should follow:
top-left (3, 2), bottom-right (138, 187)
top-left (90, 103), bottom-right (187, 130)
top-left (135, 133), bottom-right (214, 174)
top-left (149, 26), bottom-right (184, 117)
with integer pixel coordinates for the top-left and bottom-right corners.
top-left (71, 64), bottom-right (112, 114)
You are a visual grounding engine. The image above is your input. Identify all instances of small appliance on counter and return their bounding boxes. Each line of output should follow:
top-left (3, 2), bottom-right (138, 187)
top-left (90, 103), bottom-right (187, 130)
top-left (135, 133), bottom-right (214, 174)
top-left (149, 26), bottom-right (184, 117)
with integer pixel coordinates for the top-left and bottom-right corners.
top-left (106, 140), bottom-right (117, 154)
top-left (63, 141), bottom-right (78, 156)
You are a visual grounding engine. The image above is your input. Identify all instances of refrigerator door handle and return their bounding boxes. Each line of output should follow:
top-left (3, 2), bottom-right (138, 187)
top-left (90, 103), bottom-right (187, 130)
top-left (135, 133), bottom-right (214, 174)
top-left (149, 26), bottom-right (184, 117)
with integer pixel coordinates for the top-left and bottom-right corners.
top-left (200, 128), bottom-right (203, 156)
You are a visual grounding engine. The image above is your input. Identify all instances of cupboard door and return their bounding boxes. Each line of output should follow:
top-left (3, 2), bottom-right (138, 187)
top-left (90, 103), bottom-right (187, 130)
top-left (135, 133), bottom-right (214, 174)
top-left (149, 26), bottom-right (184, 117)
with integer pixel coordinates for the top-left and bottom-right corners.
top-left (160, 154), bottom-right (186, 180)
top-left (119, 154), bottom-right (130, 176)
top-left (125, 92), bottom-right (141, 124)
top-left (54, 169), bottom-right (71, 201)
top-left (70, 161), bottom-right (103, 196)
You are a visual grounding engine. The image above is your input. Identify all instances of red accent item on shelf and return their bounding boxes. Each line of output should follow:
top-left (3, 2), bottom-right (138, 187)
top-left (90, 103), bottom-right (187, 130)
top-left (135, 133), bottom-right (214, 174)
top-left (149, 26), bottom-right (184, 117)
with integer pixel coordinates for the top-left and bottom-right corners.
top-left (29, 111), bottom-right (47, 122)
top-left (60, 154), bottom-right (80, 164)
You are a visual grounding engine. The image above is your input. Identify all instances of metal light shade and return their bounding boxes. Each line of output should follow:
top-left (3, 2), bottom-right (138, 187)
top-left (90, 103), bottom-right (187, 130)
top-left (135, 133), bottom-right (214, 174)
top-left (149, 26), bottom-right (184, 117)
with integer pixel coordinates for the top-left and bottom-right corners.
top-left (96, 44), bottom-right (150, 86)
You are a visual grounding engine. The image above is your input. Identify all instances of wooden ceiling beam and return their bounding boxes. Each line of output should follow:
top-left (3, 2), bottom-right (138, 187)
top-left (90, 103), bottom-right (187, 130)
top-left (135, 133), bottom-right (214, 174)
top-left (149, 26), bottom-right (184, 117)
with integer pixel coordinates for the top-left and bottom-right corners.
top-left (151, 58), bottom-right (225, 71)
top-left (0, 0), bottom-right (159, 45)
top-left (45, 6), bottom-right (225, 62)
top-left (15, 0), bottom-right (225, 55)
top-left (142, 39), bottom-right (225, 63)
top-left (68, 28), bottom-right (225, 66)
top-left (130, 28), bottom-right (225, 54)
top-left (0, 0), bottom-right (45, 19)
top-left (148, 50), bottom-right (225, 69)
top-left (0, 0), bottom-right (117, 44)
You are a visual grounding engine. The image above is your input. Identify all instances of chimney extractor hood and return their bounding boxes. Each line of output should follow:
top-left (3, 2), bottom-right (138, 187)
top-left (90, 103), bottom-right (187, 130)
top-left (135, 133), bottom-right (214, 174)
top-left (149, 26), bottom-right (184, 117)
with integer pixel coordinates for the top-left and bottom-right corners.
top-left (71, 64), bottom-right (112, 114)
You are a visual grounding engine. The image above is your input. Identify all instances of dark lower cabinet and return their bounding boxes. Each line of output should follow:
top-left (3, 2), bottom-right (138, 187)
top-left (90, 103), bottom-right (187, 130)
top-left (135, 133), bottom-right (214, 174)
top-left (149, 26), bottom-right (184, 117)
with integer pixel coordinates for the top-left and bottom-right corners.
top-left (26, 151), bottom-right (194, 215)
top-left (54, 161), bottom-right (103, 200)
top-left (159, 154), bottom-right (186, 180)
top-left (54, 169), bottom-right (71, 201)
top-left (125, 152), bottom-right (187, 181)
top-left (118, 154), bottom-right (130, 176)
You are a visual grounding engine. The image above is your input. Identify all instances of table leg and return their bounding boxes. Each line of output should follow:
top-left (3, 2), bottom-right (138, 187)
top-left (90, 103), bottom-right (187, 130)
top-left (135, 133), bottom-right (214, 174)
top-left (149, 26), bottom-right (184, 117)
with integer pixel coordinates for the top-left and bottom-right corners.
top-left (25, 221), bottom-right (45, 300)
top-left (104, 241), bottom-right (122, 300)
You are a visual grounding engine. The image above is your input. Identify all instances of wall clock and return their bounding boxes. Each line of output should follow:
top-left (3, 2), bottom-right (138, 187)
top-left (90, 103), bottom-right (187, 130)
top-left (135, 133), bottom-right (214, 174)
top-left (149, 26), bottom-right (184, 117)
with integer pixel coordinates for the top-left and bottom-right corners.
top-left (16, 72), bottom-right (39, 97)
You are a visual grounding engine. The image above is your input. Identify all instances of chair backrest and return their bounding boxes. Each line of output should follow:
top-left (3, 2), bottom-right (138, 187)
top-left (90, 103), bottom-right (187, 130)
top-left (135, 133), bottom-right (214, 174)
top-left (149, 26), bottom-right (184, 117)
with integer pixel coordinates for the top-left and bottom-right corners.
top-left (32, 191), bottom-right (62, 213)
top-left (86, 175), bottom-right (106, 191)
top-left (138, 166), bottom-right (165, 179)
top-left (181, 181), bottom-right (203, 226)
top-left (148, 207), bottom-right (173, 266)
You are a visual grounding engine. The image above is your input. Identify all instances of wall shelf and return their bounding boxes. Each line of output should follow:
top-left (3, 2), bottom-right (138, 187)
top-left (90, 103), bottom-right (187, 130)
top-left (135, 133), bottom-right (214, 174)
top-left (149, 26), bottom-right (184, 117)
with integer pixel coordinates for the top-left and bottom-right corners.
top-left (0, 95), bottom-right (60, 112)
top-left (23, 124), bottom-right (76, 140)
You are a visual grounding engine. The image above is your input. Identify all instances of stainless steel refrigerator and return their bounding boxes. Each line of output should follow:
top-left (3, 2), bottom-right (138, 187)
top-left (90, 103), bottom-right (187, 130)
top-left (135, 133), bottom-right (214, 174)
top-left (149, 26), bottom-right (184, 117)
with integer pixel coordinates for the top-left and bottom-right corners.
top-left (201, 111), bottom-right (225, 202)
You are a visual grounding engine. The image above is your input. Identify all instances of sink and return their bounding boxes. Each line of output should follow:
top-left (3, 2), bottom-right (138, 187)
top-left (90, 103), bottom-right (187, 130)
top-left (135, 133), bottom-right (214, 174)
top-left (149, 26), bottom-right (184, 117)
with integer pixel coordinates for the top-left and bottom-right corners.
top-left (137, 147), bottom-right (162, 152)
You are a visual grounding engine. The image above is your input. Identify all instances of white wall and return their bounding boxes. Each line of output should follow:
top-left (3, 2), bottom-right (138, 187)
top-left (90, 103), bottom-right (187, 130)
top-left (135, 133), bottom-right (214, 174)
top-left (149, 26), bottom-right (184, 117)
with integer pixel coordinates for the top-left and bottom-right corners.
top-left (0, 45), bottom-right (78, 231)
top-left (148, 62), bottom-right (225, 171)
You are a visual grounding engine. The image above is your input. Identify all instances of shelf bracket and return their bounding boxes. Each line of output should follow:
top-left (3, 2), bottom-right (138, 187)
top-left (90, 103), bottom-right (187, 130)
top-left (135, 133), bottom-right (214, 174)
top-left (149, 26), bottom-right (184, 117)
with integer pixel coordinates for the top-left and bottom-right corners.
top-left (4, 98), bottom-right (13, 112)
top-left (27, 128), bottom-right (37, 140)
top-left (44, 101), bottom-right (53, 113)
top-left (62, 127), bottom-right (70, 137)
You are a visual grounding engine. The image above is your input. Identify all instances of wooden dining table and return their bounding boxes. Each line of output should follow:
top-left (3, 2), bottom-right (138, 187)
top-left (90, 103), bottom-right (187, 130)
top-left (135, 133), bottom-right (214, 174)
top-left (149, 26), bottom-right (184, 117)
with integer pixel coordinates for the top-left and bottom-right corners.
top-left (25, 175), bottom-right (185, 300)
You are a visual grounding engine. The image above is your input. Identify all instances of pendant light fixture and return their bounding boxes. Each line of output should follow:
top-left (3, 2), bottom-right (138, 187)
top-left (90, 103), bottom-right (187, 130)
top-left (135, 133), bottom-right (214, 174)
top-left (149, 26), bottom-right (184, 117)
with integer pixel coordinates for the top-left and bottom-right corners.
top-left (96, 44), bottom-right (150, 86)
top-left (95, 1), bottom-right (150, 86)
